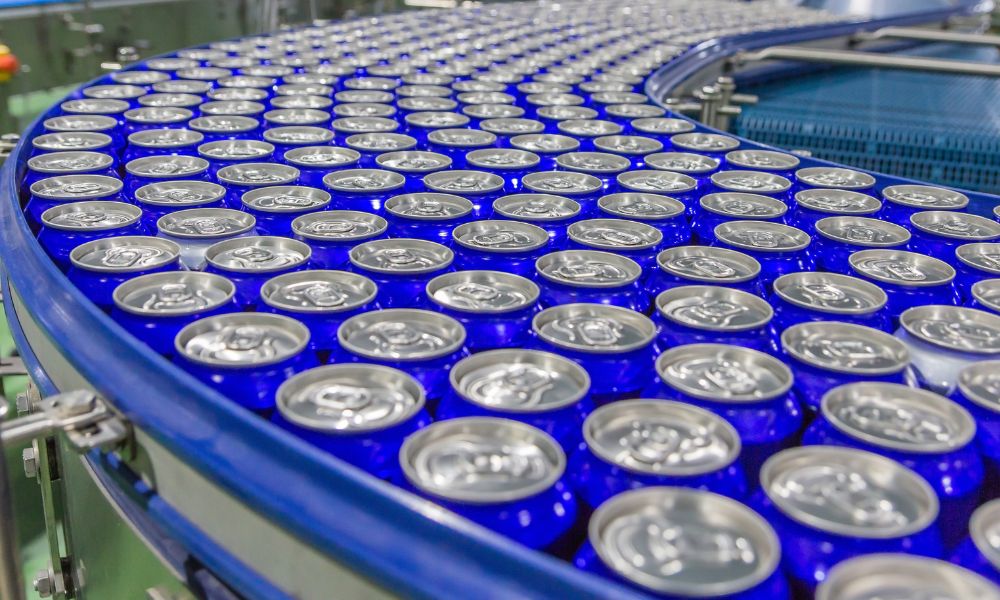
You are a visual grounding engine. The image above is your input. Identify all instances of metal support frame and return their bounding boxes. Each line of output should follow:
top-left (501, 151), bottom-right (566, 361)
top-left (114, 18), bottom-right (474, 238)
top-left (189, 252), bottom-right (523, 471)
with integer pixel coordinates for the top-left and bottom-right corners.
top-left (0, 402), bottom-right (26, 600)
top-left (731, 45), bottom-right (1000, 77)
top-left (664, 76), bottom-right (758, 131)
top-left (854, 25), bottom-right (1000, 48)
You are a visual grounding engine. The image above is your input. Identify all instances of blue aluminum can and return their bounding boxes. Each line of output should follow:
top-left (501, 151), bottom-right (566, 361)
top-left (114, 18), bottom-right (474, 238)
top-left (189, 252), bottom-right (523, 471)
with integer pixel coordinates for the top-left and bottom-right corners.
top-left (822, 555), bottom-right (1000, 600)
top-left (425, 128), bottom-right (497, 168)
top-left (781, 321), bottom-right (909, 414)
top-left (24, 151), bottom-right (118, 190)
top-left (375, 150), bottom-right (453, 192)
top-left (706, 170), bottom-right (793, 203)
top-left (813, 216), bottom-right (911, 273)
top-left (567, 218), bottom-right (664, 272)
top-left (31, 131), bottom-right (115, 157)
top-left (712, 221), bottom-right (813, 287)
top-left (752, 446), bottom-right (943, 593)
top-left (491, 193), bottom-right (580, 246)
top-left (349, 238), bottom-right (454, 309)
top-left (640, 148), bottom-right (720, 186)
top-left (38, 201), bottom-right (145, 269)
top-left (575, 487), bottom-right (788, 599)
top-left (556, 119), bottom-right (623, 152)
top-left (653, 286), bottom-right (776, 354)
top-left (554, 151), bottom-right (631, 196)
top-left (134, 181), bottom-right (227, 230)
top-left (344, 132), bottom-right (418, 168)
top-left (42, 115), bottom-right (122, 150)
top-left (422, 169), bottom-right (505, 217)
top-left (188, 115), bottom-right (261, 143)
top-left (323, 168), bottom-right (405, 212)
top-left (122, 107), bottom-right (192, 135)
top-left (616, 170), bottom-right (699, 212)
top-left (281, 146), bottom-right (360, 188)
top-left (26, 174), bottom-right (124, 224)
top-left (437, 349), bottom-right (591, 451)
top-left (259, 270), bottom-right (377, 352)
top-left (570, 401), bottom-right (747, 508)
top-left (651, 246), bottom-right (765, 297)
top-left (270, 364), bottom-right (430, 479)
top-left (803, 382), bottom-right (982, 548)
top-left (972, 279), bottom-right (1000, 314)
top-left (956, 243), bottom-right (1000, 300)
top-left (111, 271), bottom-right (237, 356)
top-left (204, 236), bottom-right (311, 307)
top-left (793, 166), bottom-right (876, 195)
top-left (910, 211), bottom-right (1000, 257)
top-left (953, 361), bottom-right (1000, 499)
top-left (67, 236), bottom-right (182, 309)
top-left (531, 303), bottom-right (656, 402)
top-left (896, 305), bottom-right (1000, 394)
top-left (156, 207), bottom-right (255, 270)
top-left (670, 132), bottom-right (740, 159)
top-left (879, 184), bottom-right (970, 226)
top-left (592, 135), bottom-right (662, 170)
top-left (519, 173), bottom-right (604, 221)
top-left (770, 271), bottom-right (891, 332)
top-left (535, 247), bottom-right (647, 310)
top-left (384, 193), bottom-right (473, 244)
top-left (464, 148), bottom-right (540, 193)
top-left (649, 343), bottom-right (801, 479)
top-left (725, 149), bottom-right (801, 178)
top-left (291, 210), bottom-right (387, 269)
top-left (451, 220), bottom-right (550, 277)
top-left (263, 125), bottom-right (335, 155)
top-left (335, 308), bottom-right (468, 403)
top-left (216, 162), bottom-right (300, 208)
top-left (399, 417), bottom-right (576, 550)
top-left (197, 139), bottom-right (276, 178)
top-left (790, 188), bottom-right (881, 234)
top-left (425, 270), bottom-right (539, 352)
top-left (174, 312), bottom-right (316, 412)
top-left (695, 193), bottom-right (788, 244)
top-left (849, 250), bottom-right (958, 323)
top-left (123, 155), bottom-right (211, 198)
top-left (241, 185), bottom-right (331, 236)
top-left (124, 129), bottom-right (204, 162)
top-left (950, 500), bottom-right (1000, 587)
top-left (597, 192), bottom-right (689, 244)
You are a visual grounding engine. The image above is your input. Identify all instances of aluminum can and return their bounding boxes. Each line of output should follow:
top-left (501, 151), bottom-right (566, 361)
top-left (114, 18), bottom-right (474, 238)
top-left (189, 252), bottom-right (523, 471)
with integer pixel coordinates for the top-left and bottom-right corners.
top-left (706, 170), bottom-right (793, 203)
top-left (803, 382), bottom-right (981, 547)
top-left (879, 184), bottom-right (969, 225)
top-left (725, 149), bottom-right (801, 177)
top-left (535, 250), bottom-right (646, 312)
top-left (282, 146), bottom-right (361, 188)
top-left (596, 192), bottom-right (688, 244)
top-left (479, 117), bottom-right (544, 147)
top-left (651, 246), bottom-right (765, 297)
top-left (770, 272), bottom-right (890, 332)
top-left (403, 111), bottom-right (470, 147)
top-left (216, 162), bottom-right (300, 208)
top-left (38, 201), bottom-right (145, 269)
top-left (951, 499), bottom-right (1000, 586)
top-left (197, 139), bottom-right (276, 177)
top-left (123, 155), bottom-right (211, 197)
top-left (111, 271), bottom-right (237, 355)
top-left (157, 208), bottom-right (255, 270)
top-left (384, 193), bottom-right (472, 244)
top-left (574, 487), bottom-right (788, 599)
top-left (952, 360), bottom-right (1000, 494)
top-left (269, 364), bottom-right (430, 479)
top-left (491, 194), bottom-right (580, 245)
top-left (259, 270), bottom-right (377, 352)
top-left (712, 221), bottom-right (813, 287)
top-left (813, 216), bottom-right (911, 273)
top-left (241, 185), bottom-right (330, 236)
top-left (397, 97), bottom-right (459, 114)
top-left (649, 343), bottom-right (800, 479)
top-left (535, 106), bottom-right (599, 132)
top-left (644, 151), bottom-right (720, 195)
top-left (696, 193), bottom-right (788, 243)
top-left (263, 125), bottom-right (335, 154)
top-left (849, 250), bottom-right (958, 322)
top-left (790, 188), bottom-right (881, 233)
top-left (26, 174), bottom-right (124, 224)
top-left (910, 210), bottom-right (1000, 256)
top-left (629, 117), bottom-right (695, 143)
top-left (188, 115), bottom-right (261, 143)
top-left (556, 119), bottom-right (623, 152)
top-left (554, 151), bottom-right (631, 195)
top-left (375, 150), bottom-right (453, 192)
top-left (464, 148), bottom-right (540, 193)
top-left (752, 446), bottom-right (943, 593)
top-left (567, 218), bottom-right (663, 272)
top-left (122, 107), bottom-right (192, 135)
top-left (42, 115), bottom-right (122, 150)
top-left (509, 133), bottom-right (579, 171)
top-left (204, 236), bottom-right (311, 307)
top-left (821, 554), bottom-right (1000, 600)
top-left (262, 108), bottom-right (330, 130)
top-left (616, 170), bottom-right (699, 212)
top-left (344, 133), bottom-right (417, 171)
top-left (174, 313), bottom-right (316, 412)
top-left (24, 151), bottom-right (118, 190)
top-left (972, 279), bottom-right (1000, 314)
top-left (956, 243), bottom-right (1000, 300)
top-left (425, 128), bottom-right (496, 168)
top-left (531, 303), bottom-right (656, 401)
top-left (653, 286), bottom-right (776, 354)
top-left (421, 169), bottom-right (505, 217)
top-left (399, 417), bottom-right (576, 550)
top-left (124, 129), bottom-right (204, 162)
top-left (349, 238), bottom-right (453, 308)
top-left (793, 166), bottom-right (876, 194)
top-left (58, 98), bottom-right (130, 124)
top-left (335, 308), bottom-right (468, 402)
top-left (68, 236), bottom-right (181, 308)
top-left (323, 168), bottom-right (405, 213)
top-left (604, 103), bottom-right (666, 125)
top-left (895, 305), bottom-right (1000, 393)
top-left (461, 103), bottom-right (525, 124)
top-left (669, 132), bottom-right (740, 159)
top-left (134, 180), bottom-right (226, 229)
top-left (31, 131), bottom-right (115, 156)
top-left (291, 210), bottom-right (387, 269)
top-left (451, 220), bottom-right (550, 277)
top-left (592, 135), bottom-right (662, 170)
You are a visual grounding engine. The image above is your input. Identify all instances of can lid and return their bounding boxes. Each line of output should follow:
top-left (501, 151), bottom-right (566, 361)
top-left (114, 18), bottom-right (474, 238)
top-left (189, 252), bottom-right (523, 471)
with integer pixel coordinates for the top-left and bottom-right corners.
top-left (43, 115), bottom-right (118, 133)
top-left (144, 57), bottom-right (198, 71)
top-left (957, 243), bottom-right (1000, 275)
top-left (110, 70), bottom-right (170, 85)
top-left (462, 103), bottom-right (525, 120)
top-left (522, 171), bottom-right (603, 196)
top-left (773, 271), bottom-right (887, 315)
top-left (450, 349), bottom-right (589, 412)
top-left (598, 192), bottom-right (684, 221)
top-left (452, 220), bottom-right (549, 253)
top-left (398, 97), bottom-right (458, 112)
top-left (126, 155), bottom-right (209, 179)
top-left (283, 146), bottom-right (360, 168)
top-left (784, 321), bottom-right (908, 376)
top-left (971, 499), bottom-right (1000, 571)
top-left (113, 271), bottom-right (234, 316)
top-left (205, 236), bottom-right (310, 274)
top-left (376, 150), bottom-right (452, 174)
top-left (272, 95), bottom-right (332, 111)
top-left (123, 107), bottom-right (193, 124)
top-left (427, 270), bottom-right (538, 314)
top-left (385, 192), bottom-right (472, 221)
top-left (129, 128), bottom-right (204, 149)
top-left (817, 554), bottom-right (1000, 600)
top-left (396, 84), bottom-right (451, 98)
top-left (27, 151), bottom-right (115, 174)
top-left (332, 102), bottom-right (396, 119)
top-left (700, 192), bottom-right (787, 220)
top-left (535, 250), bottom-right (641, 289)
top-left (188, 115), bottom-right (260, 133)
top-left (323, 168), bottom-right (405, 193)
top-left (59, 98), bottom-right (130, 115)
top-left (175, 312), bottom-right (309, 368)
top-left (330, 116), bottom-right (398, 134)
top-left (617, 170), bottom-right (697, 194)
top-left (338, 308), bottom-right (465, 361)
top-left (822, 382), bottom-right (975, 453)
top-left (725, 149), bottom-right (800, 171)
top-left (510, 133), bottom-right (579, 155)
top-left (262, 108), bottom-right (329, 126)
top-left (714, 220), bottom-right (810, 252)
top-left (657, 245), bottom-right (761, 283)
top-left (656, 343), bottom-right (793, 402)
top-left (911, 211), bottom-right (1000, 241)
top-left (554, 151), bottom-right (630, 174)
top-left (644, 151), bottom-right (719, 174)
top-left (525, 92), bottom-right (583, 107)
top-left (41, 201), bottom-right (140, 232)
top-left (197, 139), bottom-right (274, 161)
top-left (346, 132), bottom-right (418, 152)
top-left (605, 103), bottom-right (665, 119)
top-left (70, 235), bottom-right (180, 273)
top-left (710, 170), bottom-right (791, 194)
top-left (260, 270), bottom-right (376, 314)
top-left (882, 184), bottom-right (969, 210)
top-left (399, 417), bottom-right (564, 504)
top-left (957, 359), bottom-right (1000, 414)
top-left (794, 188), bottom-right (881, 215)
top-left (557, 119), bottom-right (623, 137)
top-left (136, 181), bottom-right (225, 209)
top-left (32, 132), bottom-right (113, 152)
top-left (655, 285), bottom-right (773, 332)
top-left (423, 169), bottom-right (504, 195)
top-left (336, 90), bottom-right (394, 104)
top-left (630, 117), bottom-right (695, 135)
top-left (276, 364), bottom-right (425, 434)
top-left (816, 216), bottom-right (910, 247)
top-left (217, 162), bottom-right (299, 187)
top-left (139, 92), bottom-right (204, 108)
top-left (263, 126), bottom-right (334, 145)
top-left (795, 166), bottom-right (876, 190)
top-left (533, 303), bottom-right (655, 354)
top-left (593, 134), bottom-right (662, 156)
top-left (588, 487), bottom-right (780, 597)
top-left (568, 218), bottom-right (662, 251)
top-left (157, 208), bottom-right (255, 239)
top-left (492, 194), bottom-right (580, 222)
top-left (900, 305), bottom-right (1000, 354)
top-left (670, 132), bottom-right (740, 152)
top-left (404, 110), bottom-right (470, 129)
top-left (426, 128), bottom-right (496, 148)
top-left (465, 148), bottom-right (540, 171)
top-left (241, 185), bottom-right (330, 213)
top-left (850, 249), bottom-right (955, 286)
top-left (349, 238), bottom-right (453, 274)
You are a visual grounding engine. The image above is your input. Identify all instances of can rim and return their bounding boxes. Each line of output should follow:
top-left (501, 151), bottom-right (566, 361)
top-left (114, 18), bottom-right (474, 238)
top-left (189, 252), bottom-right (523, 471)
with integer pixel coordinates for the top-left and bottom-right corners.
top-left (241, 185), bottom-right (331, 213)
top-left (709, 170), bottom-right (792, 193)
top-left (794, 166), bottom-right (877, 190)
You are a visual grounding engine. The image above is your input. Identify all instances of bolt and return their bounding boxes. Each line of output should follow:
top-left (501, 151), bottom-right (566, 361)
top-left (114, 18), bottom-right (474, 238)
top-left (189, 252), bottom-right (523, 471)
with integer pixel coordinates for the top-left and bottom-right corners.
top-left (33, 570), bottom-right (53, 598)
top-left (15, 392), bottom-right (30, 416)
top-left (22, 447), bottom-right (37, 479)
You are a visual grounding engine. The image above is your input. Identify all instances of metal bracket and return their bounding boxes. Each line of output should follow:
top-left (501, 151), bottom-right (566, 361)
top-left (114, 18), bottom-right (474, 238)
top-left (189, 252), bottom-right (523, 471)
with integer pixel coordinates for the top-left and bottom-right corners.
top-left (663, 76), bottom-right (757, 131)
top-left (852, 25), bottom-right (1000, 49)
top-left (1, 390), bottom-right (128, 452)
top-left (0, 355), bottom-right (26, 378)
top-left (730, 45), bottom-right (1000, 78)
